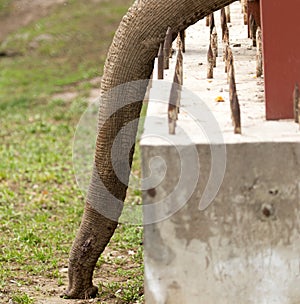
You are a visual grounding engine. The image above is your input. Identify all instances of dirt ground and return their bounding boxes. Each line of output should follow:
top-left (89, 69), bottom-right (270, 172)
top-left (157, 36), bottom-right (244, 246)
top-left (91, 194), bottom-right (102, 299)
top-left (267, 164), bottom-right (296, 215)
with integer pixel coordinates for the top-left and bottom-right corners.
top-left (4, 244), bottom-right (137, 304)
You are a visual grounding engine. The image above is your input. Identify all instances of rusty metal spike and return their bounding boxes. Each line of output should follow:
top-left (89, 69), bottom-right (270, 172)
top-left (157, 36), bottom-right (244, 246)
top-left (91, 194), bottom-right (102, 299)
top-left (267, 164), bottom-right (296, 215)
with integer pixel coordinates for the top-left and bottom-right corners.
top-left (256, 26), bottom-right (263, 77)
top-left (249, 14), bottom-right (257, 47)
top-left (179, 30), bottom-right (186, 53)
top-left (168, 46), bottom-right (183, 134)
top-left (209, 13), bottom-right (215, 35)
top-left (207, 43), bottom-right (214, 79)
top-left (168, 84), bottom-right (178, 134)
top-left (163, 27), bottom-right (173, 69)
top-left (224, 43), bottom-right (229, 72)
top-left (229, 59), bottom-right (241, 134)
top-left (211, 26), bottom-right (218, 67)
top-left (157, 42), bottom-right (164, 79)
top-left (206, 15), bottom-right (210, 27)
top-left (226, 46), bottom-right (233, 81)
top-left (220, 7), bottom-right (226, 41)
top-left (225, 5), bottom-right (231, 23)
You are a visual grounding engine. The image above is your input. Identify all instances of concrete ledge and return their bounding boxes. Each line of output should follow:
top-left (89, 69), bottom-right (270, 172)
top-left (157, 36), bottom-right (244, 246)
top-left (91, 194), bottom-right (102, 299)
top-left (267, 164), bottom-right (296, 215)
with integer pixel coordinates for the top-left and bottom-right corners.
top-left (142, 141), bottom-right (300, 303)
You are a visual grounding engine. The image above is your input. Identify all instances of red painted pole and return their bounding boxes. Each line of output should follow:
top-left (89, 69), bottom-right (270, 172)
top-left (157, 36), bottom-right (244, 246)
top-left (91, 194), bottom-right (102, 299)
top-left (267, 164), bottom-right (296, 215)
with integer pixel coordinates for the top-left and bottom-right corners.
top-left (260, 0), bottom-right (300, 120)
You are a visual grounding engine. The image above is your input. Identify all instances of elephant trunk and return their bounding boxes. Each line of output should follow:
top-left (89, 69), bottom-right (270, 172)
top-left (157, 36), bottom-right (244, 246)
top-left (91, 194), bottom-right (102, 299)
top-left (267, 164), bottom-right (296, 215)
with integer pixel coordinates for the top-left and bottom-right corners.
top-left (65, 0), bottom-right (234, 299)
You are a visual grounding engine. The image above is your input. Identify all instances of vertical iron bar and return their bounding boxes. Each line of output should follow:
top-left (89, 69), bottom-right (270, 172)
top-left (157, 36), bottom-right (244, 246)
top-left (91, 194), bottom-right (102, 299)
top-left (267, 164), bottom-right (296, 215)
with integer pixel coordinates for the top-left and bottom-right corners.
top-left (211, 27), bottom-right (218, 67)
top-left (163, 27), bottom-right (172, 69)
top-left (209, 12), bottom-right (215, 35)
top-left (206, 15), bottom-right (210, 27)
top-left (207, 43), bottom-right (214, 79)
top-left (220, 7), bottom-right (227, 41)
top-left (256, 26), bottom-right (263, 77)
top-left (226, 46), bottom-right (233, 82)
top-left (225, 5), bottom-right (231, 23)
top-left (157, 42), bottom-right (164, 79)
top-left (168, 36), bottom-right (183, 135)
top-left (229, 57), bottom-right (241, 134)
top-left (179, 30), bottom-right (186, 53)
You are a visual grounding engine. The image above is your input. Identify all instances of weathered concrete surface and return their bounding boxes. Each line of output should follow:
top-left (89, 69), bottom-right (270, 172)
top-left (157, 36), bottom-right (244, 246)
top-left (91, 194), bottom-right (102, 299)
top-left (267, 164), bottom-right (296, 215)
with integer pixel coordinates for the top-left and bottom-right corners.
top-left (141, 2), bottom-right (300, 303)
top-left (142, 142), bottom-right (300, 304)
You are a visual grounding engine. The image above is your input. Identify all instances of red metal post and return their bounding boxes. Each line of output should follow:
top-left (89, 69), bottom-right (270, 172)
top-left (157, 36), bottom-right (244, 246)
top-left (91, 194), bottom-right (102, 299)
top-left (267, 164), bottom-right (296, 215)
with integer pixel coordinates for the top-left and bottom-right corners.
top-left (260, 0), bottom-right (300, 120)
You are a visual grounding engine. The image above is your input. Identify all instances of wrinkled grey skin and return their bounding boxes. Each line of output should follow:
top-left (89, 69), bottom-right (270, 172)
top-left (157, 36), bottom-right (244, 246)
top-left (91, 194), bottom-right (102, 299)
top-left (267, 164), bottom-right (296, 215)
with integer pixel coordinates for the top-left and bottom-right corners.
top-left (64, 0), bottom-right (235, 299)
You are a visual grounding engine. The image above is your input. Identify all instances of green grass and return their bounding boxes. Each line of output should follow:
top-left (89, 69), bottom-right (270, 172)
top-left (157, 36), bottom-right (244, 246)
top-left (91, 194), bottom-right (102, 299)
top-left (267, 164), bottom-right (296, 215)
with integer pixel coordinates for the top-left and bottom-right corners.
top-left (0, 0), bottom-right (131, 104)
top-left (97, 225), bottom-right (144, 303)
top-left (0, 0), bottom-right (12, 15)
top-left (0, 0), bottom-right (145, 303)
top-left (11, 293), bottom-right (34, 304)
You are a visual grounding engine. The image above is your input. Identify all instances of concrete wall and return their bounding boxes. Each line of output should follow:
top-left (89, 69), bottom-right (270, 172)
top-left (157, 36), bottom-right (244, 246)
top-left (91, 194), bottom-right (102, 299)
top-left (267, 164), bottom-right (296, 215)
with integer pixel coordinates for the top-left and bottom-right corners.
top-left (142, 141), bottom-right (300, 304)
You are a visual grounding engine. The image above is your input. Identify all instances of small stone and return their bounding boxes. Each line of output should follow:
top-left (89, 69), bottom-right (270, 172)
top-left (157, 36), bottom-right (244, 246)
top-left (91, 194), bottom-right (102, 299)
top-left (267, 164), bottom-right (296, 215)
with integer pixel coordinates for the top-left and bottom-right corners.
top-left (59, 268), bottom-right (68, 273)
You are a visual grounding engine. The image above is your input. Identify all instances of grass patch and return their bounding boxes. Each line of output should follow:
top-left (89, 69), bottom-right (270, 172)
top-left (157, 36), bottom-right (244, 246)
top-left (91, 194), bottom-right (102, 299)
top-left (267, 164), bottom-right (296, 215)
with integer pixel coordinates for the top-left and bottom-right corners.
top-left (0, 0), bottom-right (145, 303)
top-left (0, 0), bottom-right (131, 105)
top-left (12, 293), bottom-right (34, 304)
top-left (0, 0), bottom-right (12, 16)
